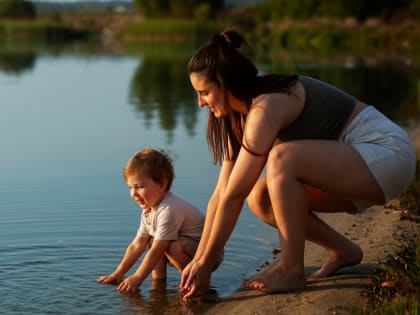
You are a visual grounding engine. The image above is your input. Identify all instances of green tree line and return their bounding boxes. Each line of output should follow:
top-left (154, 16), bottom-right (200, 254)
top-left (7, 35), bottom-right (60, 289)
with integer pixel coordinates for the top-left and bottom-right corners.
top-left (132, 0), bottom-right (224, 18)
top-left (254, 0), bottom-right (418, 21)
top-left (133, 0), bottom-right (419, 21)
top-left (0, 0), bottom-right (36, 19)
top-left (1, 0), bottom-right (418, 21)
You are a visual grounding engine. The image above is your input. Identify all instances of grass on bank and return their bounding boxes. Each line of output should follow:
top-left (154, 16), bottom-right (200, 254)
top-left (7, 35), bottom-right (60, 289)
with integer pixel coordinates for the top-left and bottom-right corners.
top-left (252, 17), bottom-right (420, 57)
top-left (367, 236), bottom-right (420, 315)
top-left (1, 11), bottom-right (419, 57)
top-left (0, 19), bottom-right (88, 42)
top-left (398, 160), bottom-right (420, 217)
top-left (123, 18), bottom-right (222, 42)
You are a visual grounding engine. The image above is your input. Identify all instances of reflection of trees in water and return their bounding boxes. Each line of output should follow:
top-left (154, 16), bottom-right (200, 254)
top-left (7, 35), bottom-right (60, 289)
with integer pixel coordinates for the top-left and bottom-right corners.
top-left (306, 62), bottom-right (416, 124)
top-left (129, 57), bottom-right (198, 144)
top-left (129, 51), bottom-right (418, 143)
top-left (0, 51), bottom-right (36, 75)
top-left (261, 57), bottom-right (419, 125)
top-left (1, 41), bottom-right (416, 143)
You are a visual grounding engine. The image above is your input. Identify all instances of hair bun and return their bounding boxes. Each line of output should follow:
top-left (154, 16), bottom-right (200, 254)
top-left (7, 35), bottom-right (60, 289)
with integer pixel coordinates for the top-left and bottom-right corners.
top-left (211, 33), bottom-right (229, 46)
top-left (211, 29), bottom-right (246, 49)
top-left (221, 30), bottom-right (246, 49)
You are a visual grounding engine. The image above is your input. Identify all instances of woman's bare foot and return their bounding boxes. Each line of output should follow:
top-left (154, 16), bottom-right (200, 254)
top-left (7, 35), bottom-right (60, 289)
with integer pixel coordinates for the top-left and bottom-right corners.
top-left (242, 263), bottom-right (306, 293)
top-left (309, 243), bottom-right (363, 279)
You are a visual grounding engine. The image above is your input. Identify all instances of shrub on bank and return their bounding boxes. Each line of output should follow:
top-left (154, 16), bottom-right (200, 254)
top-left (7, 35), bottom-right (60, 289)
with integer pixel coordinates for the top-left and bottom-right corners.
top-left (367, 237), bottom-right (420, 314)
top-left (124, 19), bottom-right (221, 41)
top-left (0, 0), bottom-right (36, 20)
top-left (0, 20), bottom-right (88, 42)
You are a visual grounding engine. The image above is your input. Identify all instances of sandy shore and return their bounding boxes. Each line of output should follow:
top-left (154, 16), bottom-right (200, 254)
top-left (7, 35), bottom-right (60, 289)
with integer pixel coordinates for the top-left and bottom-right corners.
top-left (199, 127), bottom-right (420, 315)
top-left (201, 207), bottom-right (418, 315)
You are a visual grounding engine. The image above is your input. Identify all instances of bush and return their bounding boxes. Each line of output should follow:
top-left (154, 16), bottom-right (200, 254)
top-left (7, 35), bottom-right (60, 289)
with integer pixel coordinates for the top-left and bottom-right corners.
top-left (0, 0), bottom-right (36, 20)
top-left (368, 236), bottom-right (420, 314)
top-left (124, 19), bottom-right (220, 41)
top-left (193, 3), bottom-right (211, 20)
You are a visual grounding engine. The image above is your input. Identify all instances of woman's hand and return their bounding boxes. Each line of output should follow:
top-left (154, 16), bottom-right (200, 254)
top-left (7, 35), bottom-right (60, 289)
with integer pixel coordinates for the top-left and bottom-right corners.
top-left (180, 259), bottom-right (212, 301)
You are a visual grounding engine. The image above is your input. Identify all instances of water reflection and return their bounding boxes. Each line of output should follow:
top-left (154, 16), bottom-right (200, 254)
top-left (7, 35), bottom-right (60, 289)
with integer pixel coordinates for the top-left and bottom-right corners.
top-left (120, 279), bottom-right (218, 315)
top-left (1, 41), bottom-right (419, 315)
top-left (0, 51), bottom-right (35, 75)
top-left (281, 59), bottom-right (418, 125)
top-left (129, 57), bottom-right (199, 143)
top-left (127, 46), bottom-right (419, 139)
top-left (119, 280), bottom-right (175, 315)
top-left (1, 42), bottom-right (418, 137)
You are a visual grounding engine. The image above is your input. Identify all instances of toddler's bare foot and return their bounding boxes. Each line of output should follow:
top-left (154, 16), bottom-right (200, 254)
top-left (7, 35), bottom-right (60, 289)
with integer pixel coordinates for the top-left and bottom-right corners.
top-left (309, 244), bottom-right (363, 279)
top-left (242, 263), bottom-right (306, 293)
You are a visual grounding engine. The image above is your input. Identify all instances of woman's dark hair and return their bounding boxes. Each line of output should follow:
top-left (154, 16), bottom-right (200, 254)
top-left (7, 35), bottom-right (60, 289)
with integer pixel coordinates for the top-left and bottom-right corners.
top-left (188, 29), bottom-right (297, 164)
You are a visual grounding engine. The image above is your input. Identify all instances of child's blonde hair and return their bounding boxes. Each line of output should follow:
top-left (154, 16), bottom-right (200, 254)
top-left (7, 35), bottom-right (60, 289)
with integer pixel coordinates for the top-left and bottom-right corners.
top-left (123, 148), bottom-right (174, 191)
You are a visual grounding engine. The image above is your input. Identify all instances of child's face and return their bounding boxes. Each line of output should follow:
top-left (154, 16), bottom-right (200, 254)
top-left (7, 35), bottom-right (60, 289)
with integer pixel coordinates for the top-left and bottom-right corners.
top-left (126, 172), bottom-right (167, 211)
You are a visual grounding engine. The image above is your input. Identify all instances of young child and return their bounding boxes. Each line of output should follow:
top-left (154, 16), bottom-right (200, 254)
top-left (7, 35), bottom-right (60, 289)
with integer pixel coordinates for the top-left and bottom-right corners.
top-left (97, 148), bottom-right (223, 293)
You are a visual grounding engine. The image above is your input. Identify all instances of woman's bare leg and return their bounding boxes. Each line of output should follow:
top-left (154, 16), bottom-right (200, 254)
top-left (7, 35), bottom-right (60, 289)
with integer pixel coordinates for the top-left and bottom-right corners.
top-left (243, 140), bottom-right (384, 292)
top-left (304, 186), bottom-right (363, 278)
top-left (306, 212), bottom-right (363, 278)
top-left (247, 179), bottom-right (362, 278)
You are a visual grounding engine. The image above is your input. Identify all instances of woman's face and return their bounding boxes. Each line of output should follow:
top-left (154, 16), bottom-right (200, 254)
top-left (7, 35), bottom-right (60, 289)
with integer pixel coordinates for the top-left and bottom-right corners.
top-left (190, 72), bottom-right (227, 118)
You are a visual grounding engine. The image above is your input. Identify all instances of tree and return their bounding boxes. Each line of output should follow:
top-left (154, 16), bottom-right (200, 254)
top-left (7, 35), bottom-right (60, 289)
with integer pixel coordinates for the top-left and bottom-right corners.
top-left (132, 0), bottom-right (224, 18)
top-left (133, 0), bottom-right (170, 17)
top-left (259, 0), bottom-right (413, 21)
top-left (0, 0), bottom-right (36, 19)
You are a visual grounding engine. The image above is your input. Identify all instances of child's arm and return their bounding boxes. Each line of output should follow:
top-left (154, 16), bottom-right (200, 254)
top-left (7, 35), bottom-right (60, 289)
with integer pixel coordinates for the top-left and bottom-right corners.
top-left (97, 236), bottom-right (149, 285)
top-left (116, 239), bottom-right (170, 293)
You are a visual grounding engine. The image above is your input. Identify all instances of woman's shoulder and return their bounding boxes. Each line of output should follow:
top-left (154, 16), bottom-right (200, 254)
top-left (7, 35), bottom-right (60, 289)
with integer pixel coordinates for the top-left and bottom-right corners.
top-left (247, 89), bottom-right (305, 134)
top-left (252, 87), bottom-right (304, 111)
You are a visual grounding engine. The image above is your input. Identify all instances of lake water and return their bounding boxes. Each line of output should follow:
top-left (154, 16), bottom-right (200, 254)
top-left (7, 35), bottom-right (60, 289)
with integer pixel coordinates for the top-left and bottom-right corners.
top-left (1, 42), bottom-right (419, 314)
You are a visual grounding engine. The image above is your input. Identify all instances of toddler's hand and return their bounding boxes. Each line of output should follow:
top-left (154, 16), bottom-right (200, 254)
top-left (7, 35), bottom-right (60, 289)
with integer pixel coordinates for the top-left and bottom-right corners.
top-left (117, 275), bottom-right (141, 293)
top-left (96, 273), bottom-right (122, 285)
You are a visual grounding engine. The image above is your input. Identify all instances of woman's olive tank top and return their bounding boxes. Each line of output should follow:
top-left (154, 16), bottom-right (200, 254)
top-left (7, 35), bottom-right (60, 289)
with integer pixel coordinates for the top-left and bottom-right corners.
top-left (277, 75), bottom-right (356, 142)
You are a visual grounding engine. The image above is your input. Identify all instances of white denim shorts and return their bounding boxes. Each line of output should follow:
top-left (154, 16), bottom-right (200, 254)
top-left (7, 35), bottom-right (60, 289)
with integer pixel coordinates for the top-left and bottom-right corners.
top-left (339, 105), bottom-right (416, 210)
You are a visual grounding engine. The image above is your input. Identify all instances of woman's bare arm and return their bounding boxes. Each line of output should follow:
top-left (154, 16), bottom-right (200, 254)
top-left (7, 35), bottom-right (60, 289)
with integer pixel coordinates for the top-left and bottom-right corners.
top-left (181, 92), bottom-right (304, 298)
top-left (191, 159), bottom-right (234, 261)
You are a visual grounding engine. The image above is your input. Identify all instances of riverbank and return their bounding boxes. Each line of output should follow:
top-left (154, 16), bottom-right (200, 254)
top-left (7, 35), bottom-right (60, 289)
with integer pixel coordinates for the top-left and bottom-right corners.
top-left (0, 19), bottom-right (88, 42)
top-left (2, 12), bottom-right (419, 57)
top-left (202, 206), bottom-right (418, 315)
top-left (199, 128), bottom-right (420, 315)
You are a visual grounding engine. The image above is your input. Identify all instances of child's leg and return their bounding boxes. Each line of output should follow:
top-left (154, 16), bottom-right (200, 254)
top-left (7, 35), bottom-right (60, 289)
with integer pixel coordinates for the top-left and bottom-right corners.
top-left (147, 238), bottom-right (167, 280)
top-left (151, 257), bottom-right (167, 280)
top-left (166, 238), bottom-right (197, 273)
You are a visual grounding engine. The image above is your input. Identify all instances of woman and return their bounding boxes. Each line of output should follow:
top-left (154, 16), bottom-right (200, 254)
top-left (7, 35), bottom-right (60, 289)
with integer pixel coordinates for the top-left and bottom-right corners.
top-left (180, 29), bottom-right (416, 299)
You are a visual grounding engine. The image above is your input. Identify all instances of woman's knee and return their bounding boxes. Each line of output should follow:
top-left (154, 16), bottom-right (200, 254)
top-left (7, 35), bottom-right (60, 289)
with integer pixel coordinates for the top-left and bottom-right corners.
top-left (266, 144), bottom-right (296, 181)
